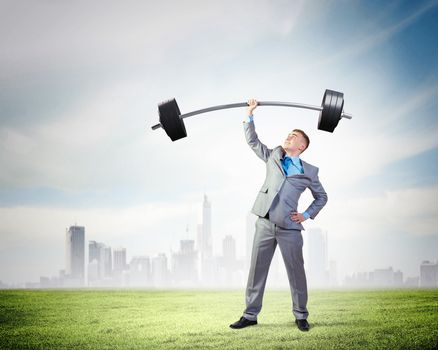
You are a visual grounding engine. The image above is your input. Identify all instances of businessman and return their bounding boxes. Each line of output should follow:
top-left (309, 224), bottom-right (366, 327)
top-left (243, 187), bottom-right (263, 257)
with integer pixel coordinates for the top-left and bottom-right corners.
top-left (230, 99), bottom-right (328, 332)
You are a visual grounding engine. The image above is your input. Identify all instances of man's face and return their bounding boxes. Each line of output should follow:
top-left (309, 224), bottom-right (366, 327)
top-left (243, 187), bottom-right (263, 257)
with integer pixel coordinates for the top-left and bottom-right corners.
top-left (283, 130), bottom-right (306, 154)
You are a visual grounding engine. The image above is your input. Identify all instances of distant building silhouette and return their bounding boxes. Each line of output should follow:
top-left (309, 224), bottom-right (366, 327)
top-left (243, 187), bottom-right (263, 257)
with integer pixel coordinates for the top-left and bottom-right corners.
top-left (345, 266), bottom-right (404, 288)
top-left (87, 259), bottom-right (99, 283)
top-left (152, 253), bottom-right (169, 287)
top-left (405, 276), bottom-right (419, 287)
top-left (307, 228), bottom-right (328, 287)
top-left (101, 246), bottom-right (112, 278)
top-left (420, 260), bottom-right (438, 287)
top-left (223, 235), bottom-right (236, 266)
top-left (172, 240), bottom-right (197, 286)
top-left (88, 240), bottom-right (104, 282)
top-left (65, 225), bottom-right (85, 284)
top-left (222, 235), bottom-right (237, 283)
top-left (200, 195), bottom-right (213, 283)
top-left (129, 256), bottom-right (151, 287)
top-left (113, 247), bottom-right (127, 275)
top-left (369, 267), bottom-right (403, 287)
top-left (200, 195), bottom-right (212, 259)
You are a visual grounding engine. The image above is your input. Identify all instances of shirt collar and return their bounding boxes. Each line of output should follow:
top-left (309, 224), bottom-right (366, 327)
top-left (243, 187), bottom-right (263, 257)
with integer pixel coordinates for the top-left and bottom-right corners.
top-left (280, 148), bottom-right (301, 163)
top-left (281, 151), bottom-right (300, 161)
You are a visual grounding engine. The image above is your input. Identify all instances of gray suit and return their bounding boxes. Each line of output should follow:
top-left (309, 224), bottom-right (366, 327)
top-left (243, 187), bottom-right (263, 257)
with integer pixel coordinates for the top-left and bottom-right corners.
top-left (243, 120), bottom-right (328, 321)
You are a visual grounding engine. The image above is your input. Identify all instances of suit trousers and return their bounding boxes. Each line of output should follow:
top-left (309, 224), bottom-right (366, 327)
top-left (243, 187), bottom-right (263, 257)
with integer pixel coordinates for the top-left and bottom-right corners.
top-left (243, 216), bottom-right (309, 321)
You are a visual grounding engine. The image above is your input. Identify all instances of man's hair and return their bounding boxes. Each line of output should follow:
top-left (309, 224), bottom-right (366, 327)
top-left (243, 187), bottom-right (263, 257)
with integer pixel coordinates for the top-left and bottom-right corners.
top-left (293, 129), bottom-right (310, 151)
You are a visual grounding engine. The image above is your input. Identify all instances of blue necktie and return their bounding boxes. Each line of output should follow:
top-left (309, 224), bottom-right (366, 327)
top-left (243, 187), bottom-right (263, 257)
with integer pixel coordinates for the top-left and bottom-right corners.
top-left (283, 157), bottom-right (292, 175)
top-left (283, 156), bottom-right (303, 175)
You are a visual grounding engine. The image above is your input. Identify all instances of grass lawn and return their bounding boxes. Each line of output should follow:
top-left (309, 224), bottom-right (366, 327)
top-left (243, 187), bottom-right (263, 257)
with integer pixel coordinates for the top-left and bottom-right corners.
top-left (0, 288), bottom-right (437, 349)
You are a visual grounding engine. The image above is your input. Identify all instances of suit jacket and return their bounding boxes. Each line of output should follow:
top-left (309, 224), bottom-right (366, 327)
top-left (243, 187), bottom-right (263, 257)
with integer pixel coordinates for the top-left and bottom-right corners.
top-left (244, 121), bottom-right (328, 230)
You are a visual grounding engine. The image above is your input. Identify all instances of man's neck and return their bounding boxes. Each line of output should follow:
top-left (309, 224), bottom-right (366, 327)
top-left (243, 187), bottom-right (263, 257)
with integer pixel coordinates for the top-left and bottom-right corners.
top-left (283, 148), bottom-right (301, 158)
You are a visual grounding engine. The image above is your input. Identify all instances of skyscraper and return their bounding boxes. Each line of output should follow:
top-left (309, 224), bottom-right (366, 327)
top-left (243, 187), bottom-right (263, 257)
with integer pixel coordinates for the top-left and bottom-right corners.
top-left (201, 194), bottom-right (212, 259)
top-left (172, 240), bottom-right (198, 285)
top-left (65, 225), bottom-right (85, 281)
top-left (420, 260), bottom-right (438, 287)
top-left (152, 253), bottom-right (169, 287)
top-left (223, 235), bottom-right (236, 267)
top-left (129, 256), bottom-right (151, 287)
top-left (113, 247), bottom-right (127, 274)
top-left (222, 235), bottom-right (238, 285)
top-left (307, 228), bottom-right (328, 287)
top-left (88, 240), bottom-right (105, 283)
top-left (200, 195), bottom-right (214, 285)
top-left (89, 241), bottom-right (102, 264)
top-left (196, 223), bottom-right (203, 251)
top-left (101, 246), bottom-right (112, 278)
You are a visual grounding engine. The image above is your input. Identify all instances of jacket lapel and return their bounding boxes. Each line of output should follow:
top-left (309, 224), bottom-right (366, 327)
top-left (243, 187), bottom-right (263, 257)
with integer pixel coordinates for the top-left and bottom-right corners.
top-left (273, 147), bottom-right (286, 176)
top-left (300, 160), bottom-right (311, 176)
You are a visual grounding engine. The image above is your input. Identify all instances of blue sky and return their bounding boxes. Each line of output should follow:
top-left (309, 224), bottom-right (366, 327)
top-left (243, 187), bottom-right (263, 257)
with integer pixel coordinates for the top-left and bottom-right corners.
top-left (1, 0), bottom-right (437, 284)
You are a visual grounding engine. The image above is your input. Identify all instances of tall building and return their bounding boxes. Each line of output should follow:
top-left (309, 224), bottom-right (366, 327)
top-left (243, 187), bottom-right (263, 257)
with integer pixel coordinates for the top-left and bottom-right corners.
top-left (201, 194), bottom-right (212, 259)
top-left (88, 241), bottom-right (113, 282)
top-left (87, 259), bottom-right (99, 283)
top-left (223, 235), bottom-right (236, 264)
top-left (101, 246), bottom-right (112, 278)
top-left (345, 267), bottom-right (404, 288)
top-left (393, 270), bottom-right (403, 286)
top-left (200, 195), bottom-right (214, 285)
top-left (196, 223), bottom-right (203, 252)
top-left (113, 247), bottom-right (127, 274)
top-left (370, 267), bottom-right (396, 287)
top-left (152, 253), bottom-right (168, 287)
top-left (88, 240), bottom-right (103, 283)
top-left (172, 240), bottom-right (198, 285)
top-left (89, 240), bottom-right (102, 264)
top-left (65, 225), bottom-right (85, 281)
top-left (420, 260), bottom-right (438, 287)
top-left (307, 228), bottom-right (328, 287)
top-left (222, 235), bottom-right (240, 285)
top-left (129, 256), bottom-right (151, 287)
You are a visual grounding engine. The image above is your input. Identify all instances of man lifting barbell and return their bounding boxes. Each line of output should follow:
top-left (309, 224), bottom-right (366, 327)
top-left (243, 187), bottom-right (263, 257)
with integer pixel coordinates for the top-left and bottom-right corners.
top-left (229, 98), bottom-right (328, 332)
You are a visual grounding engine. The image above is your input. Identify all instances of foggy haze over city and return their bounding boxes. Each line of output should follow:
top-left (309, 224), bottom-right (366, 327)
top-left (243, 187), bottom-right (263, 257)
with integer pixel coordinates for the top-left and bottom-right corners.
top-left (1, 194), bottom-right (437, 290)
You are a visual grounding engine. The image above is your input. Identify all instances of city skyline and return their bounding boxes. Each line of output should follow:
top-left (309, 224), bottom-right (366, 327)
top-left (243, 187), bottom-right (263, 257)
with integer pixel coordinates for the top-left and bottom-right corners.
top-left (1, 194), bottom-right (436, 289)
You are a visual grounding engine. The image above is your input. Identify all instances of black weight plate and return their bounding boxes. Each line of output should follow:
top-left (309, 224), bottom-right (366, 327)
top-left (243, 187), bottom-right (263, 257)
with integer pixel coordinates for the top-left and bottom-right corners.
top-left (323, 91), bottom-right (342, 132)
top-left (158, 98), bottom-right (187, 141)
top-left (318, 90), bottom-right (343, 132)
top-left (332, 92), bottom-right (344, 131)
top-left (318, 90), bottom-right (334, 132)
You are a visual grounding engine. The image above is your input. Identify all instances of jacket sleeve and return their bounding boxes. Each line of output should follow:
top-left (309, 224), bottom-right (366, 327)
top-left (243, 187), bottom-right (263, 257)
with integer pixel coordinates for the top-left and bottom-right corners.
top-left (304, 169), bottom-right (328, 219)
top-left (243, 121), bottom-right (272, 162)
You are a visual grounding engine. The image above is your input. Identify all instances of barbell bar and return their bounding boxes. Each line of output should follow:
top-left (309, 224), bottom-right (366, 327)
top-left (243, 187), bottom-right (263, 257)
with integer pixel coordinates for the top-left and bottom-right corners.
top-left (151, 89), bottom-right (353, 141)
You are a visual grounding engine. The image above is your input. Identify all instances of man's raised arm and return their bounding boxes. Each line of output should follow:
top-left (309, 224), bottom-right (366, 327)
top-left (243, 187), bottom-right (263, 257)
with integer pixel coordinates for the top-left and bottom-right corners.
top-left (243, 98), bottom-right (272, 162)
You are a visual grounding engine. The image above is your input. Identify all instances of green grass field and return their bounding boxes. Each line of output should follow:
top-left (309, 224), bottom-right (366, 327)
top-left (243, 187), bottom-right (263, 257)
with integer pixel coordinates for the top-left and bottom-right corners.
top-left (0, 289), bottom-right (437, 349)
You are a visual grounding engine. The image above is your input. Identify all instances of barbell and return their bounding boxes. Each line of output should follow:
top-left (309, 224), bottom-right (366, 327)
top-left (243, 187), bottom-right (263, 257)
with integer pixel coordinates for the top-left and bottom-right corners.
top-left (151, 89), bottom-right (353, 141)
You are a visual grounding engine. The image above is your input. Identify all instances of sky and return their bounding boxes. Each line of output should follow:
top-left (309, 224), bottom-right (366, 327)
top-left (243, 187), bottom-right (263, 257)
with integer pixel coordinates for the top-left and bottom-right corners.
top-left (1, 0), bottom-right (437, 285)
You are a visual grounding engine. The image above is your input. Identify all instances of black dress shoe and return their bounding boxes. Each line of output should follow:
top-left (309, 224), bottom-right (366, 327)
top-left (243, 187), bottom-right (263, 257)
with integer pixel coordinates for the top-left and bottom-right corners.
top-left (229, 316), bottom-right (257, 329)
top-left (295, 319), bottom-right (310, 331)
